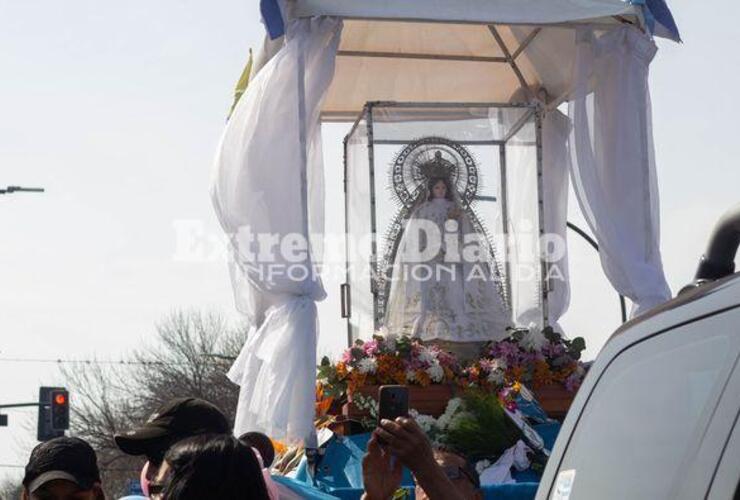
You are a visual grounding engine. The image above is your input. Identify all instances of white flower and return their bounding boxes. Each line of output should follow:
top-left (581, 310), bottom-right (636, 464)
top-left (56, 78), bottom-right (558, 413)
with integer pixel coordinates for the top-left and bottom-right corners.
top-left (427, 362), bottom-right (444, 383)
top-left (520, 322), bottom-right (548, 351)
top-left (417, 348), bottom-right (437, 364)
top-left (435, 398), bottom-right (462, 431)
top-left (406, 369), bottom-right (417, 382)
top-left (357, 357), bottom-right (377, 374)
top-left (491, 359), bottom-right (507, 371)
top-left (414, 414), bottom-right (437, 433)
top-left (444, 398), bottom-right (463, 416)
top-left (475, 460), bottom-right (492, 475)
top-left (487, 369), bottom-right (505, 385)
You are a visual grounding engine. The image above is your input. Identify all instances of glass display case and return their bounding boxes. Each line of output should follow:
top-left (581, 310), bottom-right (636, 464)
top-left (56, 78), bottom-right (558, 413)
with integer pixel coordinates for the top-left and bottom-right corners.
top-left (342, 102), bottom-right (548, 344)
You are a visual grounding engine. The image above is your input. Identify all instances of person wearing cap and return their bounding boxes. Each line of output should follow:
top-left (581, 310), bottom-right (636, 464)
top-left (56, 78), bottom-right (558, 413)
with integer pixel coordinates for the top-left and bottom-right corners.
top-left (114, 397), bottom-right (230, 491)
top-left (22, 436), bottom-right (105, 500)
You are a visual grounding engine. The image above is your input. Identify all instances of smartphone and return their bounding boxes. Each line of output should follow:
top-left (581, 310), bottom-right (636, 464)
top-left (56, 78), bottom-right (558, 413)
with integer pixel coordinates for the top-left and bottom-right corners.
top-left (377, 385), bottom-right (409, 425)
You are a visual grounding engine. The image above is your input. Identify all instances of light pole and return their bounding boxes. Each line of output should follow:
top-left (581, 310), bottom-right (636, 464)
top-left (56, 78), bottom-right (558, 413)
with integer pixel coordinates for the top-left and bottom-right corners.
top-left (0, 185), bottom-right (45, 195)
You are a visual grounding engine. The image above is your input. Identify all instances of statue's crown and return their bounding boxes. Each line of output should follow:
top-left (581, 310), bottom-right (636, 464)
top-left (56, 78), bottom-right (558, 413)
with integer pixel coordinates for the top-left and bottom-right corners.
top-left (418, 151), bottom-right (453, 179)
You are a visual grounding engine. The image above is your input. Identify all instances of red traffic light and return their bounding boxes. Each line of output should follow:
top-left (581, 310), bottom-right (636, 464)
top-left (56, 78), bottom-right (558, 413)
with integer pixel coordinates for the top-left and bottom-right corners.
top-left (54, 393), bottom-right (67, 405)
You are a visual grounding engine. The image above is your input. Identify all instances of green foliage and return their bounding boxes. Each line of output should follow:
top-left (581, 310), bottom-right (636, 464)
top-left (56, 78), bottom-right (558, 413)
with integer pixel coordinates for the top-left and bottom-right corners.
top-left (542, 326), bottom-right (586, 360)
top-left (568, 337), bottom-right (586, 360)
top-left (442, 390), bottom-right (522, 461)
top-left (317, 356), bottom-right (348, 400)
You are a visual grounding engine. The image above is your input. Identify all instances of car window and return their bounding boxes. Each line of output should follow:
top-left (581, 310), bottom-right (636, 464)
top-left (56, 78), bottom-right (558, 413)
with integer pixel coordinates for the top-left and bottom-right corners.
top-left (551, 312), bottom-right (740, 500)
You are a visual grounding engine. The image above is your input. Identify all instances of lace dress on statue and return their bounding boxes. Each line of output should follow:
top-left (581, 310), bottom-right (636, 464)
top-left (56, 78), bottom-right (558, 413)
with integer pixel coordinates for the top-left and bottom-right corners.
top-left (383, 197), bottom-right (510, 343)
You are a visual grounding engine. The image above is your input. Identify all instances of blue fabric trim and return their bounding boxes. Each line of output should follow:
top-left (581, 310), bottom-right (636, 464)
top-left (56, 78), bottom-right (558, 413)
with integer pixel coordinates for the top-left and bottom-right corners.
top-left (260, 0), bottom-right (285, 39)
top-left (272, 476), bottom-right (341, 499)
top-left (288, 423), bottom-right (561, 500)
top-left (645, 0), bottom-right (681, 42)
top-left (629, 0), bottom-right (681, 41)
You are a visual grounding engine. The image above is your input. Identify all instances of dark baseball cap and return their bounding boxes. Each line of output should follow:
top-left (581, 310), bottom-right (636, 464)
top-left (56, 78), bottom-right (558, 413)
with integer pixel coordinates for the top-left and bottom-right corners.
top-left (114, 398), bottom-right (229, 460)
top-left (23, 437), bottom-right (101, 493)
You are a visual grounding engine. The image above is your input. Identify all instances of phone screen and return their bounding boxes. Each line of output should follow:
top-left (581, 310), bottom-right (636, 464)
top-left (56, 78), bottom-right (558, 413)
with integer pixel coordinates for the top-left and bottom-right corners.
top-left (377, 385), bottom-right (409, 424)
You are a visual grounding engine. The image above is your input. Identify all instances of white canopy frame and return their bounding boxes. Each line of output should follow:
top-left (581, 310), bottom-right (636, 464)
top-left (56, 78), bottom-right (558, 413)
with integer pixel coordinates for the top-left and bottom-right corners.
top-left (213, 2), bottom-right (675, 443)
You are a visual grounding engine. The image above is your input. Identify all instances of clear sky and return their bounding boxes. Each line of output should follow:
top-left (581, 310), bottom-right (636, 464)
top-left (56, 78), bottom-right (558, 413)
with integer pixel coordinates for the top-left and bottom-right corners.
top-left (2, 0), bottom-right (739, 481)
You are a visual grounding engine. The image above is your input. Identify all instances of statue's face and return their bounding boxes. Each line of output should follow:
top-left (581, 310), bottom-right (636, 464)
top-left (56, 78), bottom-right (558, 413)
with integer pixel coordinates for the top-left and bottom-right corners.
top-left (432, 180), bottom-right (447, 199)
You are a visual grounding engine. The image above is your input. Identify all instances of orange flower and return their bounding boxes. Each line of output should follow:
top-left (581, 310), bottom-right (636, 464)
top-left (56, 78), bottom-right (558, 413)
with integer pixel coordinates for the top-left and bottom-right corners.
top-left (509, 366), bottom-right (525, 382)
top-left (377, 355), bottom-right (404, 384)
top-left (348, 372), bottom-right (367, 393)
top-left (271, 439), bottom-right (288, 456)
top-left (336, 362), bottom-right (348, 378)
top-left (315, 396), bottom-right (334, 417)
top-left (533, 359), bottom-right (553, 387)
top-left (416, 370), bottom-right (431, 387)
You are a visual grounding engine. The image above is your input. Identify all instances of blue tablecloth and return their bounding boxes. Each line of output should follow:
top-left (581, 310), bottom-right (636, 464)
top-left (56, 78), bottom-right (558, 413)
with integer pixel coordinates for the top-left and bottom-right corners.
top-left (280, 422), bottom-right (560, 500)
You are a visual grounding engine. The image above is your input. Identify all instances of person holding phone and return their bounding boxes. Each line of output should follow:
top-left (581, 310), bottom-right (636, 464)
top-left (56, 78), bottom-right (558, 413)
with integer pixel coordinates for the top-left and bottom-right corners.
top-left (363, 411), bottom-right (481, 499)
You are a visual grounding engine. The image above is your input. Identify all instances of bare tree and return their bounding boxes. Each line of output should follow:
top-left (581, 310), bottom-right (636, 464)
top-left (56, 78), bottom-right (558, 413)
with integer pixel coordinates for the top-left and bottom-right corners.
top-left (61, 310), bottom-right (246, 498)
top-left (0, 477), bottom-right (23, 500)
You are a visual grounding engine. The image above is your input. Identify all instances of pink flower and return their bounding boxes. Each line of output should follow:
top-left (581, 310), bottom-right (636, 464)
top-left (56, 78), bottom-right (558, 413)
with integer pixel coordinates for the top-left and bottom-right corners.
top-left (479, 359), bottom-right (495, 372)
top-left (363, 340), bottom-right (380, 356)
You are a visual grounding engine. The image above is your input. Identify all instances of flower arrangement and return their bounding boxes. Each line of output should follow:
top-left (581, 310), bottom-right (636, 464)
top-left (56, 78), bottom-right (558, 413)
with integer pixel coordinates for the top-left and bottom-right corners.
top-left (463, 325), bottom-right (587, 393)
top-left (316, 326), bottom-right (588, 418)
top-left (410, 390), bottom-right (523, 460)
top-left (316, 334), bottom-right (462, 402)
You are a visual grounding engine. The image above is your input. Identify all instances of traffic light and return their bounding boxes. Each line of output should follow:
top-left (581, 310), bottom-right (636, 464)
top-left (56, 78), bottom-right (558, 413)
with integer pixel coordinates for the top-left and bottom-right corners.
top-left (50, 389), bottom-right (69, 430)
top-left (37, 387), bottom-right (67, 441)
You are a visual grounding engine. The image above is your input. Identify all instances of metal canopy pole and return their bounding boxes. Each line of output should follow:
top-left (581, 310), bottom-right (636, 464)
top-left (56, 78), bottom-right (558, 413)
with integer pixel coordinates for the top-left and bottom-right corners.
top-left (511, 28), bottom-right (541, 60)
top-left (297, 41), bottom-right (311, 275)
top-left (343, 134), bottom-right (353, 347)
top-left (366, 105), bottom-right (379, 332)
top-left (487, 25), bottom-right (535, 101)
top-left (337, 50), bottom-right (507, 63)
top-left (499, 143), bottom-right (513, 309)
top-left (503, 108), bottom-right (536, 143)
top-left (534, 109), bottom-right (550, 328)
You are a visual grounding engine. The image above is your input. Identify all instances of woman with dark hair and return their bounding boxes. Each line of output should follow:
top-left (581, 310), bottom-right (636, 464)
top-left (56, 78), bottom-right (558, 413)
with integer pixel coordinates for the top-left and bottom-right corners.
top-left (149, 434), bottom-right (270, 500)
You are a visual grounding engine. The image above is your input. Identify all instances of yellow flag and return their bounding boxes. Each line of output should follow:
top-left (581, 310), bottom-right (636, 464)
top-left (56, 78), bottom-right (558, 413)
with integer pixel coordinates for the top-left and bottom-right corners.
top-left (228, 48), bottom-right (253, 120)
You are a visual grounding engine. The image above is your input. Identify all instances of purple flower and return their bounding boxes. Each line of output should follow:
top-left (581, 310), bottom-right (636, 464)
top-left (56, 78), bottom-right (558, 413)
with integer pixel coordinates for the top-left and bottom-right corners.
top-left (564, 372), bottom-right (582, 392)
top-left (495, 341), bottom-right (520, 359)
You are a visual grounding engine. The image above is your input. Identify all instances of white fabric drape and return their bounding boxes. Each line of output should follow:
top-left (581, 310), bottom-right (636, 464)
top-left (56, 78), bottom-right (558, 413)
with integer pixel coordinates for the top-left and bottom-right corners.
top-left (211, 17), bottom-right (343, 443)
top-left (490, 105), bottom-right (571, 331)
top-left (568, 26), bottom-right (671, 318)
top-left (542, 109), bottom-right (572, 331)
top-left (504, 115), bottom-right (543, 329)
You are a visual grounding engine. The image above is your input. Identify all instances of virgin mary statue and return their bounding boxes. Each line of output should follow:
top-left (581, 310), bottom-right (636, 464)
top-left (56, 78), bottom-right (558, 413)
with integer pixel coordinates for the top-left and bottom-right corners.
top-left (382, 146), bottom-right (511, 356)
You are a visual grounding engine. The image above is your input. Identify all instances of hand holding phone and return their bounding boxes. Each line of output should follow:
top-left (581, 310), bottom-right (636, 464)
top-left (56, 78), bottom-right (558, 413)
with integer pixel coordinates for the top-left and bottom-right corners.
top-left (377, 385), bottom-right (409, 425)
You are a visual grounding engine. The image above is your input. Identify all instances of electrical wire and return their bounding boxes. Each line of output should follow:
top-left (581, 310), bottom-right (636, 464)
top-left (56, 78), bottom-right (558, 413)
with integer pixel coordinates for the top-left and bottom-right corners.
top-left (0, 358), bottom-right (190, 366)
